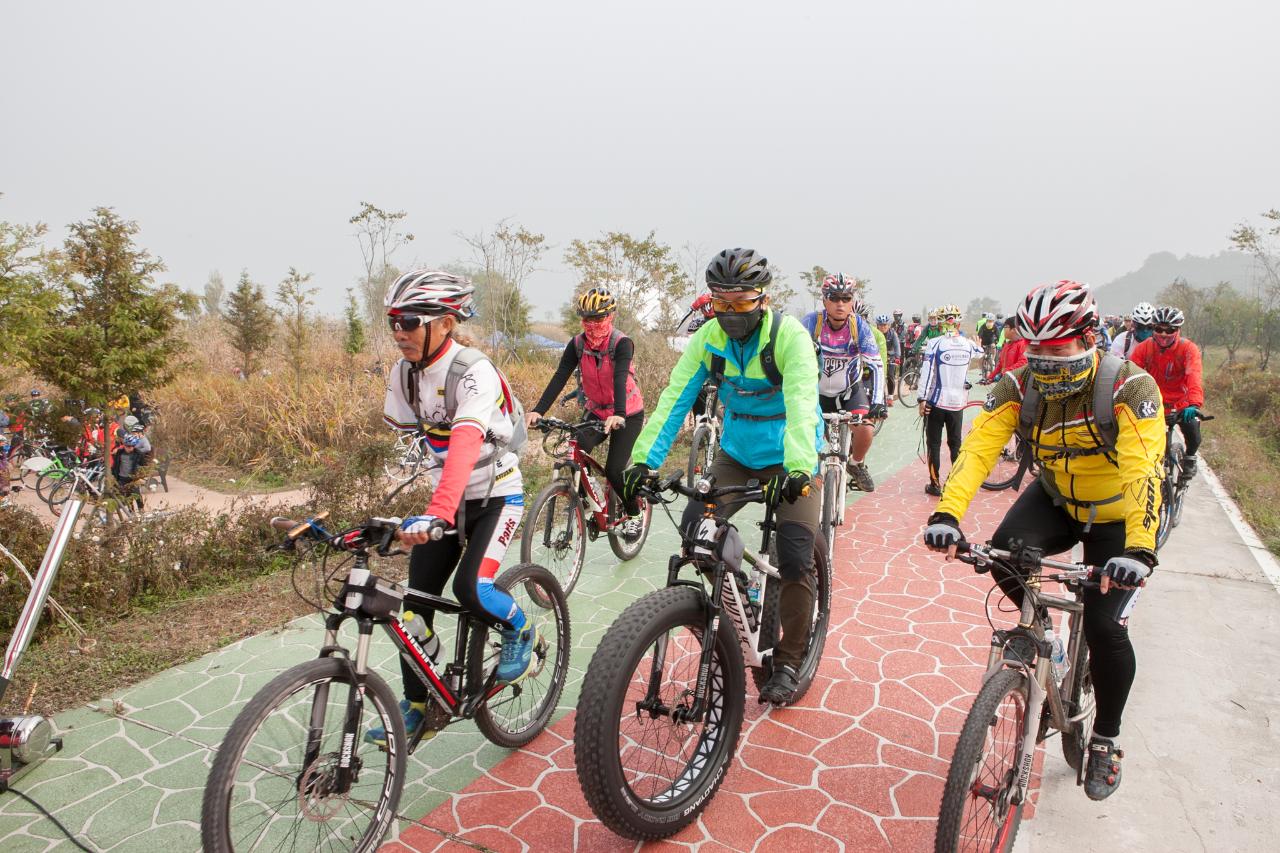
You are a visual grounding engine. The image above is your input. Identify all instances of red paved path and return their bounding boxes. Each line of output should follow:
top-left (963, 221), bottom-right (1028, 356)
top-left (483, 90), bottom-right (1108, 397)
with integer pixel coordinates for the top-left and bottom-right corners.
top-left (393, 468), bottom-right (1037, 852)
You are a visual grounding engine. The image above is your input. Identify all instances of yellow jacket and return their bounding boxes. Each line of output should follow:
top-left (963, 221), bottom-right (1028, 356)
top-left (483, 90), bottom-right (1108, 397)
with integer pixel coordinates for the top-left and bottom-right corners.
top-left (938, 357), bottom-right (1166, 553)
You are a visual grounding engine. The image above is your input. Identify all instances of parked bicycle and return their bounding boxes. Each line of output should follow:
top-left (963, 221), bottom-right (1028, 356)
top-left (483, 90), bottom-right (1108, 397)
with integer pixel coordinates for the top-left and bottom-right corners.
top-left (686, 381), bottom-right (722, 485)
top-left (520, 417), bottom-right (652, 595)
top-left (574, 472), bottom-right (831, 840)
top-left (935, 541), bottom-right (1103, 853)
top-left (1155, 410), bottom-right (1213, 549)
top-left (384, 431), bottom-right (429, 482)
top-left (202, 512), bottom-right (571, 853)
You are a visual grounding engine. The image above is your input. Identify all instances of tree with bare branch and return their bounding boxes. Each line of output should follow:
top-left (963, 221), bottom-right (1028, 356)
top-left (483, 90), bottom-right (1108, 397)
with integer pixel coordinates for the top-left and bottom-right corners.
top-left (456, 219), bottom-right (546, 361)
top-left (350, 202), bottom-right (414, 358)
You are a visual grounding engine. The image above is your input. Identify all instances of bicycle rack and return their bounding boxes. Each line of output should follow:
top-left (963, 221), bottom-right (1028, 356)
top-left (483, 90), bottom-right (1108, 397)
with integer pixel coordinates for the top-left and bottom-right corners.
top-left (0, 499), bottom-right (82, 791)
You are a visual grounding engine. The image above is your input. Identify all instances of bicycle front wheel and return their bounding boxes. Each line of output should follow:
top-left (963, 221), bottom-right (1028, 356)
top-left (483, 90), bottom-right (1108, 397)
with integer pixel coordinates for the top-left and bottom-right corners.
top-left (820, 466), bottom-right (841, 567)
top-left (520, 480), bottom-right (586, 596)
top-left (574, 586), bottom-right (745, 840)
top-left (686, 425), bottom-right (714, 485)
top-left (468, 563), bottom-right (572, 749)
top-left (201, 658), bottom-right (406, 853)
top-left (935, 668), bottom-right (1029, 853)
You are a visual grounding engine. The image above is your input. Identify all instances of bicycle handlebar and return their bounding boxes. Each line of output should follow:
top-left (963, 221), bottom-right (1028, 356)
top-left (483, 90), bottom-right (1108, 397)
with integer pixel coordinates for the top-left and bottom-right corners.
top-left (956, 541), bottom-right (1100, 583)
top-left (534, 417), bottom-right (605, 434)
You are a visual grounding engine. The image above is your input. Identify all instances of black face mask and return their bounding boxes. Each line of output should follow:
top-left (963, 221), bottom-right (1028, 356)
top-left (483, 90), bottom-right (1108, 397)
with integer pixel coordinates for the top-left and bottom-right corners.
top-left (716, 308), bottom-right (764, 341)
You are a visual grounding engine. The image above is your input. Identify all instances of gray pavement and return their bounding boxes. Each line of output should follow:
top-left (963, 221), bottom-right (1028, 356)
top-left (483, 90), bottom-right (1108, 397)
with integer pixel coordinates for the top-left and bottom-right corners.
top-left (1017, 474), bottom-right (1280, 853)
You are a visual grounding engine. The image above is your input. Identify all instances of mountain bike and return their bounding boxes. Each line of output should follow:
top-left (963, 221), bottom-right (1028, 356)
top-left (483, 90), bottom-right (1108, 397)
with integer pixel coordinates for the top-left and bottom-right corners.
top-left (898, 350), bottom-right (923, 403)
top-left (384, 431), bottom-right (429, 482)
top-left (521, 417), bottom-right (652, 595)
top-left (819, 411), bottom-right (860, 566)
top-left (981, 433), bottom-right (1040, 492)
top-left (202, 513), bottom-right (571, 853)
top-left (981, 344), bottom-right (998, 378)
top-left (1155, 410), bottom-right (1212, 549)
top-left (686, 381), bottom-right (722, 485)
top-left (935, 542), bottom-right (1104, 853)
top-left (574, 473), bottom-right (831, 840)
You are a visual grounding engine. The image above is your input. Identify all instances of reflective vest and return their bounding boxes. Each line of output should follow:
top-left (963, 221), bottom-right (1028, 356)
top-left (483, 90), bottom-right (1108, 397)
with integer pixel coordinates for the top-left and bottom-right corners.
top-left (575, 329), bottom-right (644, 419)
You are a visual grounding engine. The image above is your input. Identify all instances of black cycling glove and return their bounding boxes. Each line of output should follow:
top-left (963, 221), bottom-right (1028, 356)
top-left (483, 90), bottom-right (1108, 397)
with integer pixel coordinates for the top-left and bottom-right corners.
top-left (923, 511), bottom-right (964, 551)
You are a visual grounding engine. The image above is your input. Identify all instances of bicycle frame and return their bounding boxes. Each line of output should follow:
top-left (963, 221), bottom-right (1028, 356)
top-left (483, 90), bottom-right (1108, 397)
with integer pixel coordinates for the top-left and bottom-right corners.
top-left (820, 412), bottom-right (856, 524)
top-left (971, 544), bottom-right (1095, 800)
top-left (639, 483), bottom-right (784, 723)
top-left (549, 427), bottom-right (623, 533)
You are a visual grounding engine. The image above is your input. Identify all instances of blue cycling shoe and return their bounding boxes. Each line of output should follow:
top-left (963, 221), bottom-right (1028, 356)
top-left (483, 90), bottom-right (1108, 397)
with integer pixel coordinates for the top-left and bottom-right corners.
top-left (496, 625), bottom-right (541, 684)
top-left (364, 699), bottom-right (426, 747)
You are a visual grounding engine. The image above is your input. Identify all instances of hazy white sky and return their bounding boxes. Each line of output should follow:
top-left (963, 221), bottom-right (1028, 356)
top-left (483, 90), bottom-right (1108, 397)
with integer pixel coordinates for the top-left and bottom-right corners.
top-left (3, 0), bottom-right (1277, 318)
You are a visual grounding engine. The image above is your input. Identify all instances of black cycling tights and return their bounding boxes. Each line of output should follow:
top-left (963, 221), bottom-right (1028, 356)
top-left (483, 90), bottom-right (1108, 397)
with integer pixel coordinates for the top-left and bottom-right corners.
top-left (1178, 417), bottom-right (1202, 457)
top-left (577, 411), bottom-right (644, 515)
top-left (990, 483), bottom-right (1141, 740)
top-left (925, 407), bottom-right (964, 487)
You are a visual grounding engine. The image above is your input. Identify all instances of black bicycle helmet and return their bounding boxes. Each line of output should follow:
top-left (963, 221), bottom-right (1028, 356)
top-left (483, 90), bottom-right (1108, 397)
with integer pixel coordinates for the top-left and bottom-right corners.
top-left (705, 248), bottom-right (772, 290)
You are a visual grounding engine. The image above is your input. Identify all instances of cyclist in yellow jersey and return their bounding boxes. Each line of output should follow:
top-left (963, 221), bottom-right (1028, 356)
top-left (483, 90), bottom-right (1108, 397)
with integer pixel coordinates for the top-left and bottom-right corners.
top-left (921, 280), bottom-right (1165, 802)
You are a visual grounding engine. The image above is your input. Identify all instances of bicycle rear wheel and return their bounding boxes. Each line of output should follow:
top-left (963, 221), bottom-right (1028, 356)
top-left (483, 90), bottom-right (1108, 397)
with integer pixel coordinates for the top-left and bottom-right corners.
top-left (1155, 476), bottom-right (1174, 550)
top-left (935, 669), bottom-right (1029, 853)
top-left (468, 563), bottom-right (572, 749)
top-left (201, 658), bottom-right (405, 853)
top-left (751, 533), bottom-right (832, 705)
top-left (574, 585), bottom-right (745, 840)
top-left (520, 480), bottom-right (586, 596)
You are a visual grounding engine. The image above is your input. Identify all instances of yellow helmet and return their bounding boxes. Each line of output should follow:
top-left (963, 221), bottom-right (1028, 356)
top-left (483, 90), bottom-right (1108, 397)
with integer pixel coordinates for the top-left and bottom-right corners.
top-left (576, 287), bottom-right (617, 318)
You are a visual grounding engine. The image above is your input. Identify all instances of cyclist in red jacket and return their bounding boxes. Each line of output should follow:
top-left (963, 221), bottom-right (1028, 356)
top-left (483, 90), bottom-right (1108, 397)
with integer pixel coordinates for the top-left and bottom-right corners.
top-left (1130, 305), bottom-right (1204, 484)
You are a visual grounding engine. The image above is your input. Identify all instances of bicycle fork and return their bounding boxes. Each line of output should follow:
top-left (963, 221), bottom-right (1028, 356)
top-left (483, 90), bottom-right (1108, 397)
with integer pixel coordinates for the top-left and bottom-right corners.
top-left (301, 619), bottom-right (375, 796)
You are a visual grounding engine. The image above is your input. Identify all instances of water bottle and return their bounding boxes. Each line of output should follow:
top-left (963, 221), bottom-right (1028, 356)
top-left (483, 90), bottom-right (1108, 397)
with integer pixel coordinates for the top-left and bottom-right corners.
top-left (585, 472), bottom-right (605, 510)
top-left (403, 611), bottom-right (441, 663)
top-left (747, 574), bottom-right (762, 607)
top-left (1045, 628), bottom-right (1067, 683)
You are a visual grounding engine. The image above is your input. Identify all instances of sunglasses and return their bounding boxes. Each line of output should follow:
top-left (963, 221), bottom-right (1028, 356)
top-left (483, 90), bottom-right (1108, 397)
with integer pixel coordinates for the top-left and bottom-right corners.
top-left (824, 295), bottom-right (853, 303)
top-left (1153, 325), bottom-right (1178, 335)
top-left (388, 315), bottom-right (427, 333)
top-left (711, 293), bottom-right (765, 313)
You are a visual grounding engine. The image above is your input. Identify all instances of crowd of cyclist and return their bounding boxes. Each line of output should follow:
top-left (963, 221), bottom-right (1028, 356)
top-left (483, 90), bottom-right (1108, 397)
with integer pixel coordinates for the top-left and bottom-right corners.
top-left (368, 254), bottom-right (1208, 804)
top-left (1, 252), bottom-right (1209, 806)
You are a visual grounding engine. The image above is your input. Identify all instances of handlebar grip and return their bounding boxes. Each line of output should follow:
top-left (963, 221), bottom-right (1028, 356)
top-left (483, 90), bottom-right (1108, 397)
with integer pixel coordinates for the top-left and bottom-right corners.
top-left (272, 510), bottom-right (330, 539)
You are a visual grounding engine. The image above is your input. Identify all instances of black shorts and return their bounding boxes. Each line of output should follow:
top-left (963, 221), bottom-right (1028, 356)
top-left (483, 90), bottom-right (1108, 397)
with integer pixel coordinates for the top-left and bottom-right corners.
top-left (820, 383), bottom-right (869, 416)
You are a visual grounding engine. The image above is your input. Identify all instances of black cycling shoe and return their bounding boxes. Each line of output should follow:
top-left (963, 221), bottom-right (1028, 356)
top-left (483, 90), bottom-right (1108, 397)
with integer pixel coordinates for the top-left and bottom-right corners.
top-left (1084, 736), bottom-right (1124, 801)
top-left (924, 481), bottom-right (942, 497)
top-left (1178, 456), bottom-right (1198, 487)
top-left (758, 663), bottom-right (799, 706)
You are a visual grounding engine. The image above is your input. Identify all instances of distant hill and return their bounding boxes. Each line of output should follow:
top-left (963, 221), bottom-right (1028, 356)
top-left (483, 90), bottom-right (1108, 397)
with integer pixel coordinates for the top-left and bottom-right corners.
top-left (1094, 250), bottom-right (1260, 314)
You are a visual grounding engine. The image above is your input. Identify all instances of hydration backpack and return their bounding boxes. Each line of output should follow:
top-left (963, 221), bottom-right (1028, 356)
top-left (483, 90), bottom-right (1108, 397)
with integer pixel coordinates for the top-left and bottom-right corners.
top-left (400, 347), bottom-right (528, 463)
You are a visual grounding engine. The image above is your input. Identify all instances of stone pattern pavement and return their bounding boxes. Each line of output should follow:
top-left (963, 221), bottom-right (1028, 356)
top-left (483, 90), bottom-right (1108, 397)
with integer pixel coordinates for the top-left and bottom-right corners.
top-left (391, 462), bottom-right (1024, 853)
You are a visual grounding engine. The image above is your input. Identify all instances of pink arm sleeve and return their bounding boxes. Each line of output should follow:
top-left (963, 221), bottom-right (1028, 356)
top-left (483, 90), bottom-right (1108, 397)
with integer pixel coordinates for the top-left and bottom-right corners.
top-left (424, 424), bottom-right (484, 524)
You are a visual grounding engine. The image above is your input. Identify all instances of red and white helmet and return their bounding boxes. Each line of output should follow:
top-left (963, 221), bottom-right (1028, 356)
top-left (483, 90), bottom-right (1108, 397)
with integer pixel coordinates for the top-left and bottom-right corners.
top-left (385, 270), bottom-right (476, 320)
top-left (1015, 280), bottom-right (1098, 343)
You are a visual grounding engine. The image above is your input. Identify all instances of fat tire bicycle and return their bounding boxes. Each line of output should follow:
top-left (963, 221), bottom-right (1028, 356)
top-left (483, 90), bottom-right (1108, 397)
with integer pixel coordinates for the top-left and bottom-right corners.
top-left (520, 417), bottom-right (652, 595)
top-left (1155, 410), bottom-right (1212, 549)
top-left (574, 473), bottom-right (831, 840)
top-left (201, 513), bottom-right (571, 853)
top-left (935, 541), bottom-right (1107, 853)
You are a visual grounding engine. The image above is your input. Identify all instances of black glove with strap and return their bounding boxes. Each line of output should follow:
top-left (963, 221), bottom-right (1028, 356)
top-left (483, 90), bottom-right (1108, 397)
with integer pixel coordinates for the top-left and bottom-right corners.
top-left (868, 403), bottom-right (888, 419)
top-left (766, 470), bottom-right (811, 507)
top-left (923, 511), bottom-right (965, 552)
top-left (1102, 549), bottom-right (1156, 587)
top-left (621, 463), bottom-right (650, 504)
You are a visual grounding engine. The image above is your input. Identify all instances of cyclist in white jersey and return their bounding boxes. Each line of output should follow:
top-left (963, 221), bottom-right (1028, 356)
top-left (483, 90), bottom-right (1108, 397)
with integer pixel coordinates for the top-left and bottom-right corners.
top-left (368, 270), bottom-right (536, 746)
top-left (1109, 301), bottom-right (1156, 360)
top-left (917, 304), bottom-right (983, 495)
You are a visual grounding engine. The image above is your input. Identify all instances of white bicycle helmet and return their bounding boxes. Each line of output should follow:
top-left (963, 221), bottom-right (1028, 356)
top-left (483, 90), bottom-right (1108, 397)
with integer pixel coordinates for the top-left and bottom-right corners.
top-left (385, 270), bottom-right (476, 320)
top-left (1131, 302), bottom-right (1157, 326)
top-left (1153, 305), bottom-right (1185, 328)
top-left (1015, 280), bottom-right (1098, 343)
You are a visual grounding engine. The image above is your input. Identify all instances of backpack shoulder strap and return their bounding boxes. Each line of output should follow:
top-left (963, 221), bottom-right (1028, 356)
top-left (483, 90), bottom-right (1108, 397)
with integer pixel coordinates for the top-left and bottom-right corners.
top-left (573, 333), bottom-right (585, 360)
top-left (442, 346), bottom-right (489, 418)
top-left (759, 309), bottom-right (784, 388)
top-left (607, 328), bottom-right (624, 357)
top-left (1092, 353), bottom-right (1123, 450)
top-left (1016, 371), bottom-right (1039, 439)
